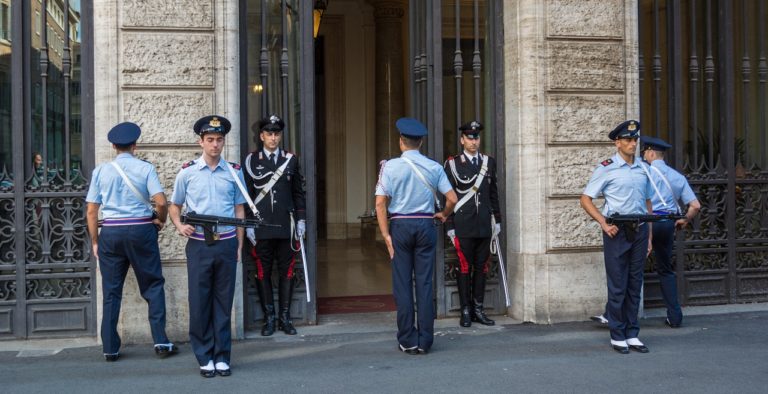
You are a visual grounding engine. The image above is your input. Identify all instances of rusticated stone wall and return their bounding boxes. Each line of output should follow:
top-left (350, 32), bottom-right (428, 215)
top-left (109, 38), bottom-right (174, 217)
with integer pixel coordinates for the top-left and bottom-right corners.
top-left (503, 0), bottom-right (638, 323)
top-left (93, 0), bottom-right (242, 344)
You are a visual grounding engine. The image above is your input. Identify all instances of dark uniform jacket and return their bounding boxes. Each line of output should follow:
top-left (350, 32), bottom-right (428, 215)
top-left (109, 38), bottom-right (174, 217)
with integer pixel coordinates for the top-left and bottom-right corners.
top-left (444, 153), bottom-right (501, 238)
top-left (244, 149), bottom-right (306, 239)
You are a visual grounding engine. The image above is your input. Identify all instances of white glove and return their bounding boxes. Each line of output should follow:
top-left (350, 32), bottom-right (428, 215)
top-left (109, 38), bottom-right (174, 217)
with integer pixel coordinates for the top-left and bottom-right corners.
top-left (246, 227), bottom-right (256, 245)
top-left (493, 223), bottom-right (501, 239)
top-left (447, 229), bottom-right (456, 243)
top-left (296, 220), bottom-right (306, 239)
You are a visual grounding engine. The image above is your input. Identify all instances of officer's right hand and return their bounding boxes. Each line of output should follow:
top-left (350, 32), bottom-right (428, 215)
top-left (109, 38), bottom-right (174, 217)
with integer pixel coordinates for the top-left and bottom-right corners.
top-left (601, 222), bottom-right (619, 238)
top-left (177, 224), bottom-right (196, 237)
top-left (447, 229), bottom-right (456, 244)
top-left (384, 235), bottom-right (394, 260)
top-left (246, 228), bottom-right (257, 245)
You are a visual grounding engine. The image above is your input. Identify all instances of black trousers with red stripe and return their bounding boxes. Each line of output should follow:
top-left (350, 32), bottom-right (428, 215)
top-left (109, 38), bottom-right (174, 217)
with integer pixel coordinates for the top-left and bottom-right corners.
top-left (454, 237), bottom-right (491, 275)
top-left (252, 239), bottom-right (297, 282)
top-left (454, 237), bottom-right (492, 307)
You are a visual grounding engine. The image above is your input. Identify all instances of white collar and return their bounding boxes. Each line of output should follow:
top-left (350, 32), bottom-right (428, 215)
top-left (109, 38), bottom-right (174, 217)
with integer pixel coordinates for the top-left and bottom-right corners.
top-left (263, 148), bottom-right (280, 158)
top-left (463, 150), bottom-right (480, 161)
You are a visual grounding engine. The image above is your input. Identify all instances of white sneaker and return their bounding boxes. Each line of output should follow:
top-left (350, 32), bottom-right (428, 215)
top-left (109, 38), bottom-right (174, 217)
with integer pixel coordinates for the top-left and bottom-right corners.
top-left (590, 314), bottom-right (608, 324)
top-left (215, 361), bottom-right (231, 376)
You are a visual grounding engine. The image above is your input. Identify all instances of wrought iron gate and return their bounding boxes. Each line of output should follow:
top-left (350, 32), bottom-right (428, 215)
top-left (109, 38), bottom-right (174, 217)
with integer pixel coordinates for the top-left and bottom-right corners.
top-left (639, 0), bottom-right (768, 306)
top-left (0, 0), bottom-right (94, 339)
top-left (409, 0), bottom-right (506, 317)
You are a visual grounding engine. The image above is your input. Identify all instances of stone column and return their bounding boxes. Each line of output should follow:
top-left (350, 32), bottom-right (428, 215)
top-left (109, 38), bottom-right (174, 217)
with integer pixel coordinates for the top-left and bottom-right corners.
top-left (94, 0), bottom-right (242, 343)
top-left (503, 0), bottom-right (639, 323)
top-left (371, 0), bottom-right (405, 161)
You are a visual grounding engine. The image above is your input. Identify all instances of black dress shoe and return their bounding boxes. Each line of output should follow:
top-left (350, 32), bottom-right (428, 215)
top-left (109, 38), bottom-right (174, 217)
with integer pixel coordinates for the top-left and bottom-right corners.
top-left (398, 344), bottom-right (418, 355)
top-left (612, 345), bottom-right (629, 354)
top-left (665, 318), bottom-right (681, 328)
top-left (216, 368), bottom-right (232, 377)
top-left (417, 348), bottom-right (429, 355)
top-left (104, 353), bottom-right (119, 362)
top-left (154, 344), bottom-right (178, 358)
top-left (199, 369), bottom-right (216, 378)
top-left (629, 344), bottom-right (650, 353)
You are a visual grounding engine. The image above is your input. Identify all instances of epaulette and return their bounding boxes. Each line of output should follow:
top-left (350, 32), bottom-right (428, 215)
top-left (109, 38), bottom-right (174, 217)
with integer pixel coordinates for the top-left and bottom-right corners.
top-left (601, 158), bottom-right (613, 167)
top-left (181, 160), bottom-right (196, 169)
top-left (228, 162), bottom-right (241, 170)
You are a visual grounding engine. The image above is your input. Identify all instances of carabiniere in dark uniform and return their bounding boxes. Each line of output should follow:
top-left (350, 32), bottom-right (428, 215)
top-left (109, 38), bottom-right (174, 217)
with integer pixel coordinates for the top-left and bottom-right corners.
top-left (444, 121), bottom-right (501, 327)
top-left (244, 115), bottom-right (307, 336)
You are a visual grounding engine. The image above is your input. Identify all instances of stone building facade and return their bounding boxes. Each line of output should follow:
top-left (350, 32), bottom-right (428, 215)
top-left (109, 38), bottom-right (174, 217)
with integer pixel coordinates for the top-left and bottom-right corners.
top-left (92, 0), bottom-right (639, 342)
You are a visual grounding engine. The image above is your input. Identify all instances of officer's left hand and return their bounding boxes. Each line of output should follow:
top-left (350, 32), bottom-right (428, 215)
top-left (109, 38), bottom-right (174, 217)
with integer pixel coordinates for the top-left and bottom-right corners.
top-left (674, 217), bottom-right (689, 230)
top-left (152, 218), bottom-right (164, 231)
top-left (493, 223), bottom-right (501, 239)
top-left (296, 220), bottom-right (306, 239)
top-left (434, 212), bottom-right (448, 223)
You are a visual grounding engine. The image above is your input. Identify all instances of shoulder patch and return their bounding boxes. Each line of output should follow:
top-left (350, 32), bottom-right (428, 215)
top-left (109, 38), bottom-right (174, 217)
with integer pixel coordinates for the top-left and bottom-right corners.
top-left (181, 160), bottom-right (196, 169)
top-left (228, 162), bottom-right (241, 170)
top-left (601, 158), bottom-right (613, 167)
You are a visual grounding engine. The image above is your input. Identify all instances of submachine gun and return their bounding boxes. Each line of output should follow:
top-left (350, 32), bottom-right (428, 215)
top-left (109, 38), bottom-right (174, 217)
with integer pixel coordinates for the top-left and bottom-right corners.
top-left (605, 213), bottom-right (685, 241)
top-left (181, 211), bottom-right (279, 245)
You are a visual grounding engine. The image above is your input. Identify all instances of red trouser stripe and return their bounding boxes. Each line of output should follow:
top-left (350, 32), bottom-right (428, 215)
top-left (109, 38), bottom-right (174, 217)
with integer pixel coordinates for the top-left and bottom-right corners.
top-left (286, 241), bottom-right (299, 279)
top-left (454, 237), bottom-right (470, 274)
top-left (251, 247), bottom-right (264, 280)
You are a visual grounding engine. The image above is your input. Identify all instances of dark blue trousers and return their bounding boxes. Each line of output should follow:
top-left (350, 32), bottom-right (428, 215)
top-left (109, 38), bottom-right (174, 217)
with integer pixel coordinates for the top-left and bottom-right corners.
top-left (390, 219), bottom-right (436, 351)
top-left (603, 224), bottom-right (648, 341)
top-left (652, 220), bottom-right (683, 325)
top-left (98, 224), bottom-right (169, 354)
top-left (186, 237), bottom-right (238, 366)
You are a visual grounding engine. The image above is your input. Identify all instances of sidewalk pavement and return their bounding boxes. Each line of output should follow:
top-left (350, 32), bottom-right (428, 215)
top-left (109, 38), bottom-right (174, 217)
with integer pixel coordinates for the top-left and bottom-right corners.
top-left (4, 304), bottom-right (768, 393)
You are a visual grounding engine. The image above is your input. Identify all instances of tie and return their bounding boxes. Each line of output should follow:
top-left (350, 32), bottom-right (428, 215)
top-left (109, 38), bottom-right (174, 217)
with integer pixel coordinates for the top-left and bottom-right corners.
top-left (472, 157), bottom-right (478, 167)
top-left (269, 153), bottom-right (276, 165)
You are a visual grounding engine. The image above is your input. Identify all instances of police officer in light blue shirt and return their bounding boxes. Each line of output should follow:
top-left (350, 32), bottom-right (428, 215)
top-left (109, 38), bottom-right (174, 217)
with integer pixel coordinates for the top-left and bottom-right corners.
top-left (375, 117), bottom-right (458, 355)
top-left (169, 115), bottom-right (246, 378)
top-left (640, 135), bottom-right (700, 328)
top-left (86, 122), bottom-right (177, 362)
top-left (581, 120), bottom-right (654, 355)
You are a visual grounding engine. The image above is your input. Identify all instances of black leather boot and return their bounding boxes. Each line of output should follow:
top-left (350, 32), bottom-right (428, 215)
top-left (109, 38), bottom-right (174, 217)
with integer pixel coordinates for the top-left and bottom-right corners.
top-left (471, 272), bottom-right (495, 326)
top-left (457, 273), bottom-right (472, 327)
top-left (256, 278), bottom-right (276, 336)
top-left (278, 278), bottom-right (297, 335)
top-left (472, 300), bottom-right (495, 325)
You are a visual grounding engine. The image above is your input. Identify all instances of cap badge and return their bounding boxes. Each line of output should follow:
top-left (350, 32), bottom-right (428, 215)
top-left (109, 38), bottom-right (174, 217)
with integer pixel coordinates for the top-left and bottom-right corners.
top-left (628, 122), bottom-right (636, 131)
top-left (209, 117), bottom-right (221, 128)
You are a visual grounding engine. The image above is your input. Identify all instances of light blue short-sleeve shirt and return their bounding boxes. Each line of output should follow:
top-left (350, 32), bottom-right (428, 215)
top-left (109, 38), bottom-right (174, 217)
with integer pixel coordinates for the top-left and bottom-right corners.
top-left (375, 149), bottom-right (453, 214)
top-left (171, 156), bottom-right (247, 233)
top-left (86, 153), bottom-right (164, 219)
top-left (583, 153), bottom-right (653, 216)
top-left (648, 160), bottom-right (697, 212)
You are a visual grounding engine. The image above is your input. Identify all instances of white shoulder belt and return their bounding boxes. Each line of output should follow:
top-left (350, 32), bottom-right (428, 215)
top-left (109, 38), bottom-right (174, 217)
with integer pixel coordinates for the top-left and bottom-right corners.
top-left (450, 155), bottom-right (488, 213)
top-left (245, 152), bottom-right (294, 207)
